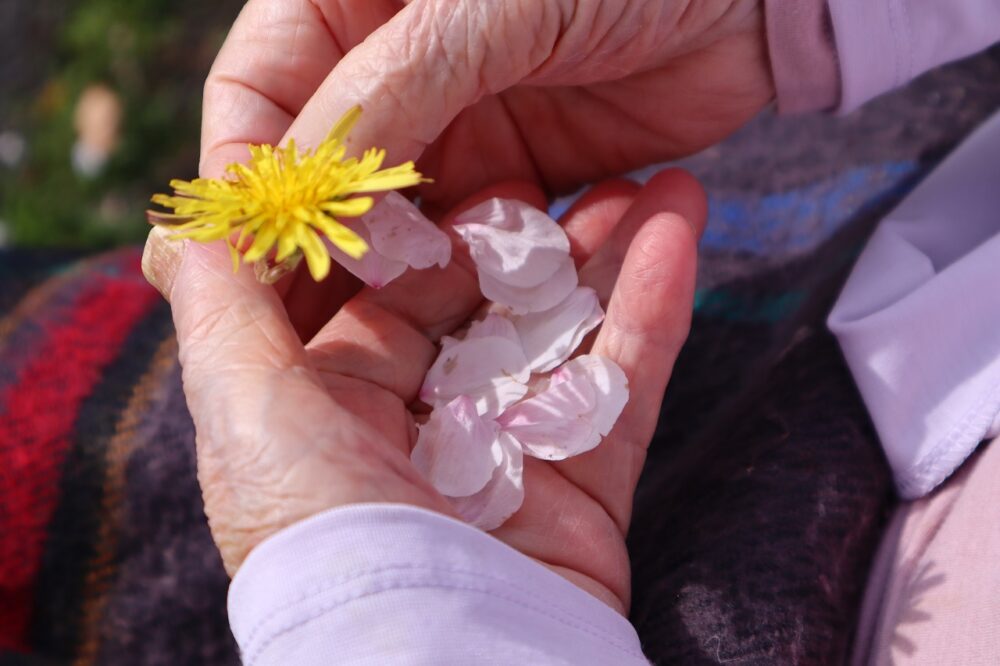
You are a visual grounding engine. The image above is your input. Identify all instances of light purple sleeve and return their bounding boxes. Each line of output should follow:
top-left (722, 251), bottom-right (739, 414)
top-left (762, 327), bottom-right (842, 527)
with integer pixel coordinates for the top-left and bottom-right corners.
top-left (764, 0), bottom-right (841, 113)
top-left (828, 109), bottom-right (1000, 499)
top-left (765, 0), bottom-right (1000, 113)
top-left (228, 504), bottom-right (651, 665)
top-left (829, 0), bottom-right (1000, 111)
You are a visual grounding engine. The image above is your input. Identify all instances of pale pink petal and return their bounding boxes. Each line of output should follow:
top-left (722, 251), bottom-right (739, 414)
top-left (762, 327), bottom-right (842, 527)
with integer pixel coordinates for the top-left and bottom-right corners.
top-left (465, 313), bottom-right (520, 344)
top-left (498, 369), bottom-right (599, 460)
top-left (514, 287), bottom-right (604, 373)
top-left (420, 336), bottom-right (530, 417)
top-left (454, 198), bottom-right (569, 288)
top-left (557, 355), bottom-right (629, 438)
top-left (478, 255), bottom-right (578, 315)
top-left (365, 192), bottom-right (451, 270)
top-left (449, 432), bottom-right (524, 530)
top-left (438, 334), bottom-right (460, 353)
top-left (411, 396), bottom-right (503, 497)
top-left (325, 219), bottom-right (407, 289)
top-left (440, 314), bottom-right (517, 354)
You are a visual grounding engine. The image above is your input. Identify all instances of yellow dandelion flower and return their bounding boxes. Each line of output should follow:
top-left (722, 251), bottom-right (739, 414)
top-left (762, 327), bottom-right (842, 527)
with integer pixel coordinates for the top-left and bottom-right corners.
top-left (147, 106), bottom-right (424, 281)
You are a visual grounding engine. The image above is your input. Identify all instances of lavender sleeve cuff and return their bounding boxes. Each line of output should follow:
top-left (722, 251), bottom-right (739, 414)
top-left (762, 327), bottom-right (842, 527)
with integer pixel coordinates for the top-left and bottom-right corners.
top-left (829, 0), bottom-right (1000, 112)
top-left (828, 110), bottom-right (1000, 499)
top-left (764, 0), bottom-right (841, 113)
top-left (228, 504), bottom-right (650, 665)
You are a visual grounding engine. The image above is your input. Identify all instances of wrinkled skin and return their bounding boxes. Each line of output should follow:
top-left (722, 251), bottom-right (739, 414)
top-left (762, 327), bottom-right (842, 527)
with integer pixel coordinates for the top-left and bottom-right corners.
top-left (155, 170), bottom-right (706, 613)
top-left (199, 0), bottom-right (771, 339)
top-left (200, 0), bottom-right (772, 212)
top-left (174, 0), bottom-right (752, 614)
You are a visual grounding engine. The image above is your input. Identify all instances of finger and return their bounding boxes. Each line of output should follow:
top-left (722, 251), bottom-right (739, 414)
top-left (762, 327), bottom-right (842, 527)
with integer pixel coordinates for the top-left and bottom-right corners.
top-left (304, 181), bottom-right (546, 400)
top-left (559, 179), bottom-right (640, 265)
top-left (168, 239), bottom-right (318, 448)
top-left (142, 223), bottom-right (361, 344)
top-left (279, 0), bottom-right (562, 169)
top-left (200, 0), bottom-right (402, 177)
top-left (578, 169), bottom-right (706, 304)
top-left (279, 261), bottom-right (365, 343)
top-left (166, 236), bottom-right (450, 574)
top-left (558, 169), bottom-right (706, 532)
top-left (199, 1), bottom-right (403, 336)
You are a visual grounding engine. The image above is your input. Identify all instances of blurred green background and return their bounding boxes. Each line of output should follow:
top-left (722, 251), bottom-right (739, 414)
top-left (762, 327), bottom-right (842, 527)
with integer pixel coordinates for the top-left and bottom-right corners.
top-left (0, 0), bottom-right (245, 250)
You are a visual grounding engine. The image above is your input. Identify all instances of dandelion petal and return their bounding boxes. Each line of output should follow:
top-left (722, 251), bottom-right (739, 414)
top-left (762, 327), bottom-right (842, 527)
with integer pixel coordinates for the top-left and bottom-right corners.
top-left (515, 287), bottom-right (604, 373)
top-left (366, 192), bottom-right (451, 270)
top-left (420, 336), bottom-right (530, 418)
top-left (449, 432), bottom-right (524, 531)
top-left (411, 396), bottom-right (503, 497)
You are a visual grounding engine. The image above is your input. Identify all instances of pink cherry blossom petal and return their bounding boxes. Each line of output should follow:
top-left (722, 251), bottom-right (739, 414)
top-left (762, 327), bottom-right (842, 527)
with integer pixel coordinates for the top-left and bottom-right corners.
top-left (420, 336), bottom-right (530, 417)
top-left (324, 218), bottom-right (408, 289)
top-left (557, 355), bottom-right (629, 438)
top-left (498, 369), bottom-right (599, 460)
top-left (478, 255), bottom-right (578, 315)
top-left (449, 432), bottom-right (524, 530)
top-left (324, 194), bottom-right (451, 288)
top-left (411, 396), bottom-right (503, 497)
top-left (514, 287), bottom-right (604, 373)
top-left (440, 314), bottom-right (517, 354)
top-left (465, 313), bottom-right (520, 344)
top-left (366, 192), bottom-right (451, 270)
top-left (454, 198), bottom-right (569, 288)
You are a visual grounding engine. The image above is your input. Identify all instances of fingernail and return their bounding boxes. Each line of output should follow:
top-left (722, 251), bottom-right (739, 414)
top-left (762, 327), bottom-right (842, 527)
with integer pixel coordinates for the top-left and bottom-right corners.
top-left (142, 226), bottom-right (186, 302)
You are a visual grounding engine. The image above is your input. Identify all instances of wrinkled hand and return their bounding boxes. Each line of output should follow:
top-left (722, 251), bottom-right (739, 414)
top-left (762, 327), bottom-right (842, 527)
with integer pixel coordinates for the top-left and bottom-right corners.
top-left (201, 0), bottom-right (771, 213)
top-left (143, 170), bottom-right (705, 613)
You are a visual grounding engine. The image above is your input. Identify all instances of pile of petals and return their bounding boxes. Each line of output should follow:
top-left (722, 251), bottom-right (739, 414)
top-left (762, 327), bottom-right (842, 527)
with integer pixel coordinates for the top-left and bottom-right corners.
top-left (230, 189), bottom-right (629, 532)
top-left (410, 198), bottom-right (629, 530)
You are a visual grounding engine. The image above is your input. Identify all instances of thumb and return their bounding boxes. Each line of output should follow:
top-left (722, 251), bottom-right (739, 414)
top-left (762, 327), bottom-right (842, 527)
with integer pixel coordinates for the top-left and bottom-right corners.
top-left (282, 0), bottom-right (564, 165)
top-left (142, 227), bottom-right (310, 430)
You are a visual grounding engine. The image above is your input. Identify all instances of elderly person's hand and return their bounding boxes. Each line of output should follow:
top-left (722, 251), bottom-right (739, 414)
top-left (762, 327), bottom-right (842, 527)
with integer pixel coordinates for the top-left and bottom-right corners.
top-left (142, 169), bottom-right (705, 614)
top-left (200, 0), bottom-right (771, 214)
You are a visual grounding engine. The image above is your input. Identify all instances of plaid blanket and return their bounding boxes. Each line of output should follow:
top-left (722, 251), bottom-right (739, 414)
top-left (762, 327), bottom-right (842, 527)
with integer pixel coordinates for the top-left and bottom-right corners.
top-left (2, 47), bottom-right (999, 665)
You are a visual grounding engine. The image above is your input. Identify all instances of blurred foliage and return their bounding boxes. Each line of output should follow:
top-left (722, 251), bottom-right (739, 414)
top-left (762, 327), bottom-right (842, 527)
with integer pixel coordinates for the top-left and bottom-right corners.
top-left (0, 0), bottom-right (244, 249)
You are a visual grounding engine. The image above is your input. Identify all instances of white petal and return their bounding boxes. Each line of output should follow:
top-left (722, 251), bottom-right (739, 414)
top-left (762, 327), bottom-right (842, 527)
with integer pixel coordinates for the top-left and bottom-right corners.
top-left (478, 255), bottom-right (578, 315)
top-left (498, 369), bottom-right (599, 460)
top-left (449, 432), bottom-right (524, 530)
top-left (325, 218), bottom-right (407, 289)
top-left (514, 287), bottom-right (604, 373)
top-left (411, 396), bottom-right (503, 497)
top-left (558, 355), bottom-right (629, 438)
top-left (420, 336), bottom-right (530, 418)
top-left (365, 192), bottom-right (452, 270)
top-left (454, 198), bottom-right (569, 288)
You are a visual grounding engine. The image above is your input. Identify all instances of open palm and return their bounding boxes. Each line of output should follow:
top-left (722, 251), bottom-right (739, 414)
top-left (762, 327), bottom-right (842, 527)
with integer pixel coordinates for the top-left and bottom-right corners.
top-left (163, 170), bottom-right (704, 614)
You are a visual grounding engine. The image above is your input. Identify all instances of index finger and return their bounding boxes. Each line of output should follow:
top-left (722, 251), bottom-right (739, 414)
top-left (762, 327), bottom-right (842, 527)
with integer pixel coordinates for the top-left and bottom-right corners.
top-left (279, 0), bottom-right (562, 174)
top-left (200, 0), bottom-right (402, 178)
